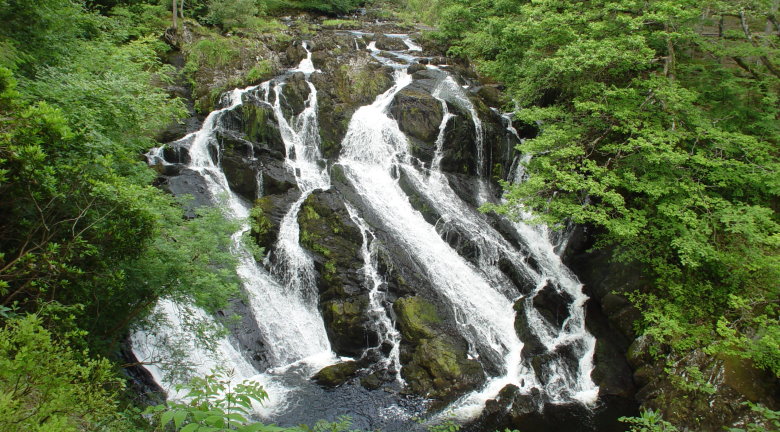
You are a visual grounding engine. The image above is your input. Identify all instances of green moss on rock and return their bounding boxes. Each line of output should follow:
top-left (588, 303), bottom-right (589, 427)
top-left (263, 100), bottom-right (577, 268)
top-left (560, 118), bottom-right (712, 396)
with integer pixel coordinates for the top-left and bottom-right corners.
top-left (313, 360), bottom-right (360, 388)
top-left (394, 296), bottom-right (441, 343)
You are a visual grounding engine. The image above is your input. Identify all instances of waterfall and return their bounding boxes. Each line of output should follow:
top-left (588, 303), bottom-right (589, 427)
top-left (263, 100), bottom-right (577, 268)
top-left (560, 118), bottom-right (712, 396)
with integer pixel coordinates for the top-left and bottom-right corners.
top-left (336, 45), bottom-right (598, 419)
top-left (135, 30), bottom-right (604, 429)
top-left (337, 67), bottom-right (540, 420)
top-left (345, 203), bottom-right (404, 384)
top-left (132, 44), bottom-right (335, 408)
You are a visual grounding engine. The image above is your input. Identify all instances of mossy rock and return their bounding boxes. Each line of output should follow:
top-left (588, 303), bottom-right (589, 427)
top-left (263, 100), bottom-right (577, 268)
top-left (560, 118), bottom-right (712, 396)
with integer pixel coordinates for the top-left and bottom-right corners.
top-left (241, 102), bottom-right (284, 154)
top-left (296, 190), bottom-right (370, 357)
top-left (394, 296), bottom-right (485, 401)
top-left (322, 297), bottom-right (374, 356)
top-left (313, 361), bottom-right (360, 388)
top-left (394, 296), bottom-right (441, 343)
top-left (402, 335), bottom-right (484, 400)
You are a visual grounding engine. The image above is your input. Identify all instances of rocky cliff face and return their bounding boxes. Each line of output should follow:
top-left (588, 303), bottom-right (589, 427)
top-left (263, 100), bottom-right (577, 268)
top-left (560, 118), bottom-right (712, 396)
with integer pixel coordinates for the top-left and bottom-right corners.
top-left (565, 228), bottom-right (779, 431)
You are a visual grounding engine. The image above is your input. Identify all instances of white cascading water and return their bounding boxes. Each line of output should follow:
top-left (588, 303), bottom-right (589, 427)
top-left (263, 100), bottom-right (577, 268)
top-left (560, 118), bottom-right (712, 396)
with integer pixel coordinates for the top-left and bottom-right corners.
top-left (345, 203), bottom-right (404, 384)
top-left (430, 73), bottom-right (598, 409)
top-left (135, 32), bottom-right (600, 428)
top-left (132, 44), bottom-right (336, 413)
top-left (337, 67), bottom-right (539, 420)
top-left (262, 43), bottom-right (331, 303)
top-left (337, 45), bottom-right (598, 419)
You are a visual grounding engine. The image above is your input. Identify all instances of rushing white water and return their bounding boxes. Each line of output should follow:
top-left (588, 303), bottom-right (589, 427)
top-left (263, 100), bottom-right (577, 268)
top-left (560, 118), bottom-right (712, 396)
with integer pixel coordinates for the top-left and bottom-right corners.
top-left (336, 43), bottom-right (598, 419)
top-left (345, 203), bottom-right (404, 383)
top-left (338, 67), bottom-right (541, 420)
top-left (132, 45), bottom-right (336, 411)
top-left (136, 31), bottom-right (600, 428)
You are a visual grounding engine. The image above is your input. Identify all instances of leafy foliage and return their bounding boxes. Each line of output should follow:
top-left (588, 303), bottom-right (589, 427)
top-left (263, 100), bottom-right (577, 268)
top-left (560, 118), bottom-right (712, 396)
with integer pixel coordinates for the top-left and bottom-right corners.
top-left (620, 409), bottom-right (679, 432)
top-left (0, 0), bottom-right (244, 350)
top-left (206, 0), bottom-right (265, 31)
top-left (0, 315), bottom-right (123, 432)
top-left (444, 0), bottom-right (779, 378)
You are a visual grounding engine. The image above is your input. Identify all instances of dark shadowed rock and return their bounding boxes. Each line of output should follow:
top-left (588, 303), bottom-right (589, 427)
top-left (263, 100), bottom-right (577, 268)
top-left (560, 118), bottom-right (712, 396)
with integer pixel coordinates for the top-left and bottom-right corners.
top-left (374, 34), bottom-right (408, 51)
top-left (251, 188), bottom-right (301, 249)
top-left (297, 190), bottom-right (373, 357)
top-left (313, 361), bottom-right (361, 388)
top-left (533, 280), bottom-right (574, 329)
top-left (258, 154), bottom-right (296, 195)
top-left (389, 87), bottom-right (443, 165)
top-left (282, 72), bottom-right (311, 115)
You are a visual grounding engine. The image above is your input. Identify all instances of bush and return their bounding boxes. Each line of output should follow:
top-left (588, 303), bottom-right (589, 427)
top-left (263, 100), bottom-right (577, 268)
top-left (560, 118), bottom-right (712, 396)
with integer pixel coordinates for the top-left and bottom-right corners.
top-left (206, 0), bottom-right (264, 31)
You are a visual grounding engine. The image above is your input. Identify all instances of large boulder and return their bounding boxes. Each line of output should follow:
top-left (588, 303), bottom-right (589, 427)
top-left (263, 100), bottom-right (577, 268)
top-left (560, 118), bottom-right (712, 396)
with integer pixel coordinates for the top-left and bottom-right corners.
top-left (312, 361), bottom-right (361, 388)
top-left (250, 188), bottom-right (301, 250)
top-left (532, 280), bottom-right (574, 329)
top-left (312, 55), bottom-right (393, 159)
top-left (374, 34), bottom-right (408, 51)
top-left (389, 87), bottom-right (443, 165)
top-left (394, 296), bottom-right (485, 402)
top-left (439, 101), bottom-right (479, 175)
top-left (281, 72), bottom-right (310, 118)
top-left (240, 99), bottom-right (285, 156)
top-left (297, 190), bottom-right (373, 357)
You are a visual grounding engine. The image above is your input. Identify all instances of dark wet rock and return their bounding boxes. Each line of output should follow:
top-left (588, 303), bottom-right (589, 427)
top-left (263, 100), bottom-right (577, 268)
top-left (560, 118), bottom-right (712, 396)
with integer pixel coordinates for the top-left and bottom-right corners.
top-left (389, 87), bottom-right (443, 165)
top-left (531, 343), bottom-right (580, 386)
top-left (397, 168), bottom-right (441, 225)
top-left (439, 101), bottom-right (478, 175)
top-left (241, 99), bottom-right (286, 156)
top-left (258, 154), bottom-right (296, 195)
top-left (481, 385), bottom-right (543, 427)
top-left (321, 296), bottom-right (377, 356)
top-left (157, 118), bottom-right (189, 143)
top-left (285, 42), bottom-right (308, 68)
top-left (394, 296), bottom-right (484, 402)
top-left (584, 293), bottom-right (636, 401)
top-left (532, 280), bottom-right (574, 329)
top-left (513, 298), bottom-right (548, 357)
top-left (407, 63), bottom-right (426, 74)
top-left (163, 135), bottom-right (195, 165)
top-left (221, 150), bottom-right (260, 201)
top-left (359, 372), bottom-right (383, 390)
top-left (250, 188), bottom-right (301, 249)
top-left (565, 235), bottom-right (644, 341)
top-left (281, 72), bottom-right (310, 118)
top-left (313, 361), bottom-right (360, 388)
top-left (162, 168), bottom-right (216, 216)
top-left (297, 190), bottom-right (374, 357)
top-left (437, 224), bottom-right (480, 264)
top-left (475, 84), bottom-right (505, 108)
top-left (222, 298), bottom-right (271, 371)
top-left (474, 384), bottom-right (635, 432)
top-left (498, 257), bottom-right (536, 296)
top-left (312, 52), bottom-right (393, 159)
top-left (374, 34), bottom-right (408, 51)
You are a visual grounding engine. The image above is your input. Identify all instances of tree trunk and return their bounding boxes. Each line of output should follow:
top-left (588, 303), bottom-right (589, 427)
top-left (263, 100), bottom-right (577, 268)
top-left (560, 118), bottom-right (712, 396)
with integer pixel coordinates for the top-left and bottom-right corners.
top-left (179, 0), bottom-right (185, 19)
top-left (172, 0), bottom-right (178, 30)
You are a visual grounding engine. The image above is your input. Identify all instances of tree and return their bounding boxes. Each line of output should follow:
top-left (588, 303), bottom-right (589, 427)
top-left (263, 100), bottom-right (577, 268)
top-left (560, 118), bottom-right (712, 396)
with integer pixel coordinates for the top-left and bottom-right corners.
top-left (0, 315), bottom-right (123, 432)
top-left (442, 0), bottom-right (779, 376)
